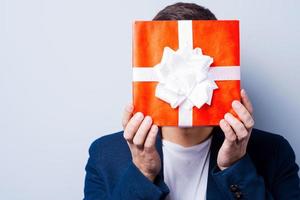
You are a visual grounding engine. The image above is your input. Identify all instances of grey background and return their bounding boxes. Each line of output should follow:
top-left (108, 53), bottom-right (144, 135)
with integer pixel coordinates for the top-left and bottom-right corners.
top-left (0, 0), bottom-right (299, 199)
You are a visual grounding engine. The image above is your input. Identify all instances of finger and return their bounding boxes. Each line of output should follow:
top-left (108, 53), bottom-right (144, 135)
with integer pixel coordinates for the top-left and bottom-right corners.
top-left (144, 125), bottom-right (159, 151)
top-left (232, 100), bottom-right (255, 129)
top-left (241, 89), bottom-right (254, 116)
top-left (123, 112), bottom-right (144, 143)
top-left (133, 116), bottom-right (153, 148)
top-left (122, 103), bottom-right (134, 129)
top-left (219, 119), bottom-right (237, 143)
top-left (224, 113), bottom-right (249, 140)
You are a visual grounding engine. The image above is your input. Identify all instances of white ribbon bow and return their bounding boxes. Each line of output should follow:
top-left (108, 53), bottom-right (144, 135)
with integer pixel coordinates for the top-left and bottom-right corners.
top-left (154, 46), bottom-right (218, 110)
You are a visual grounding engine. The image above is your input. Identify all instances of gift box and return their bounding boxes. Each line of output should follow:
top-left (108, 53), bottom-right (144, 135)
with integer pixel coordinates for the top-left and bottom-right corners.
top-left (132, 20), bottom-right (240, 127)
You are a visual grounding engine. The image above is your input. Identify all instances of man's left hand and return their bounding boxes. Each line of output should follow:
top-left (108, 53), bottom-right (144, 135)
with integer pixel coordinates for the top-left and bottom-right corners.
top-left (217, 89), bottom-right (255, 170)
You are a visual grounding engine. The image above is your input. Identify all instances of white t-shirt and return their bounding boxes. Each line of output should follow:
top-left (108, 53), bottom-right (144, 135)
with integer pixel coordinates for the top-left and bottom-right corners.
top-left (162, 136), bottom-right (212, 200)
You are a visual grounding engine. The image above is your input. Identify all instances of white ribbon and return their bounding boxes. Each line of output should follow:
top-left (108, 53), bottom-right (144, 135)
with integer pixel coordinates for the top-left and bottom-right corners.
top-left (133, 20), bottom-right (240, 127)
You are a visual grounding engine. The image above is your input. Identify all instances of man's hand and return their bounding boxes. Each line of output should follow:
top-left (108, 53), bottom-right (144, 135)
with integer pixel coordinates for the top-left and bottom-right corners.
top-left (218, 89), bottom-right (255, 170)
top-left (122, 104), bottom-right (161, 182)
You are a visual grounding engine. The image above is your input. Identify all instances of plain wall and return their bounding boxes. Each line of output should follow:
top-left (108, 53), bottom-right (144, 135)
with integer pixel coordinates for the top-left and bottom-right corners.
top-left (0, 0), bottom-right (299, 199)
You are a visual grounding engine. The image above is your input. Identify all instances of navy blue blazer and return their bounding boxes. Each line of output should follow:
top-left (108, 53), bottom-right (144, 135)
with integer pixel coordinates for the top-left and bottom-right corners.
top-left (84, 127), bottom-right (300, 199)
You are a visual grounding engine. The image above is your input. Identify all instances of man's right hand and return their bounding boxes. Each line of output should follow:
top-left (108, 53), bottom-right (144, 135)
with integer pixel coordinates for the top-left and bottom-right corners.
top-left (122, 103), bottom-right (161, 182)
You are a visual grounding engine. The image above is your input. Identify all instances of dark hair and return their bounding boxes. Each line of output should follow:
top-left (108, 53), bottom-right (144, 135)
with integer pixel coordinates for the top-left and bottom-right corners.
top-left (153, 2), bottom-right (217, 20)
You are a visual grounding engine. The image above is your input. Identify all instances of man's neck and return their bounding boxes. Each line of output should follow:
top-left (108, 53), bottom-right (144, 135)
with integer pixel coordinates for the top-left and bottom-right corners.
top-left (161, 126), bottom-right (214, 147)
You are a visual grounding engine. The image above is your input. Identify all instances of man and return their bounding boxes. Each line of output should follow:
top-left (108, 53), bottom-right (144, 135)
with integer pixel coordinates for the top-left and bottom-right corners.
top-left (84, 3), bottom-right (300, 200)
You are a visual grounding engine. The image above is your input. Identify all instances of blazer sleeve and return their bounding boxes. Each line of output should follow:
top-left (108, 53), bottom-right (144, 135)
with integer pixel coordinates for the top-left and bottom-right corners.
top-left (211, 136), bottom-right (300, 200)
top-left (83, 139), bottom-right (169, 200)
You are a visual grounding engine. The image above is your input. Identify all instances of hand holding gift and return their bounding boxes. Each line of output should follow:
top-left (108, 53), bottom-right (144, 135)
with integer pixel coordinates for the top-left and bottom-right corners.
top-left (122, 104), bottom-right (161, 181)
top-left (218, 89), bottom-right (255, 170)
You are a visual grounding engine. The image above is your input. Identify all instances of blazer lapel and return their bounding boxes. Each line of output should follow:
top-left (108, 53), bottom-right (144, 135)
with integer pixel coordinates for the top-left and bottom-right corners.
top-left (206, 127), bottom-right (225, 199)
top-left (156, 128), bottom-right (164, 179)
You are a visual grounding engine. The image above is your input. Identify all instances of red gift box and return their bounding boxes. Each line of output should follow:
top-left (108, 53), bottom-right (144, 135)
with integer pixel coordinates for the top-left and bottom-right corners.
top-left (132, 20), bottom-right (240, 127)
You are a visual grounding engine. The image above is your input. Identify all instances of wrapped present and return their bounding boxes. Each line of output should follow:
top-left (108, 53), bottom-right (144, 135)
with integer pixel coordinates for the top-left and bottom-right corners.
top-left (132, 20), bottom-right (240, 127)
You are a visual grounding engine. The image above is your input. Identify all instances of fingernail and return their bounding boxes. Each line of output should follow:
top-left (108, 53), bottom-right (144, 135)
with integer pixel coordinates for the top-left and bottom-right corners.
top-left (224, 113), bottom-right (231, 120)
top-left (144, 116), bottom-right (152, 123)
top-left (135, 112), bottom-right (144, 120)
top-left (241, 89), bottom-right (247, 96)
top-left (126, 104), bottom-right (133, 112)
top-left (232, 100), bottom-right (241, 109)
top-left (219, 119), bottom-right (225, 125)
top-left (152, 124), bottom-right (158, 131)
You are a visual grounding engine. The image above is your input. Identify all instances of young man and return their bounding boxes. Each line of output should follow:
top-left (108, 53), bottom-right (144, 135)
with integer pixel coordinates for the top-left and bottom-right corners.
top-left (84, 3), bottom-right (300, 200)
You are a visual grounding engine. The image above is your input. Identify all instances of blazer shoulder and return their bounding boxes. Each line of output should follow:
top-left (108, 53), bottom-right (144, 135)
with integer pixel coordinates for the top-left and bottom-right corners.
top-left (91, 131), bottom-right (125, 147)
top-left (247, 128), bottom-right (298, 173)
top-left (249, 128), bottom-right (291, 151)
top-left (88, 131), bottom-right (127, 160)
